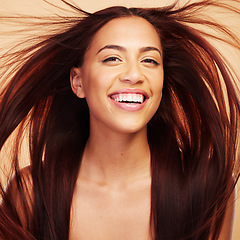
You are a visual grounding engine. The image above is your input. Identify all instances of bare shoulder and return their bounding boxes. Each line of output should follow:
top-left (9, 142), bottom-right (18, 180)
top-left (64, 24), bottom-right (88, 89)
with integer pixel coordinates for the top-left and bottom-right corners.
top-left (218, 177), bottom-right (237, 240)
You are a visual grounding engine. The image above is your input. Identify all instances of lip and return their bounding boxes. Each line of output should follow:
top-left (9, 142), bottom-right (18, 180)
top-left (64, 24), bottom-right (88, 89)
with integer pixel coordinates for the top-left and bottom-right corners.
top-left (109, 88), bottom-right (149, 98)
top-left (108, 88), bottom-right (149, 112)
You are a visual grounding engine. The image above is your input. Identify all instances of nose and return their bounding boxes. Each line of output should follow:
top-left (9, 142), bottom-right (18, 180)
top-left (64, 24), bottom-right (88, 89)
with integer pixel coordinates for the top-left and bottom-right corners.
top-left (119, 62), bottom-right (145, 84)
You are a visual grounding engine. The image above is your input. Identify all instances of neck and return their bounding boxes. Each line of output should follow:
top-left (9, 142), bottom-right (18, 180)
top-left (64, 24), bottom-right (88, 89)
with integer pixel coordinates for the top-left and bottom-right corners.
top-left (79, 126), bottom-right (151, 188)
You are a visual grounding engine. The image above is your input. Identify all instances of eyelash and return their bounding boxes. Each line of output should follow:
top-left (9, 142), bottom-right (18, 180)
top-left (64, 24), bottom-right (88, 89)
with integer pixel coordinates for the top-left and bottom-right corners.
top-left (142, 59), bottom-right (160, 66)
top-left (102, 57), bottom-right (121, 63)
top-left (102, 57), bottom-right (160, 66)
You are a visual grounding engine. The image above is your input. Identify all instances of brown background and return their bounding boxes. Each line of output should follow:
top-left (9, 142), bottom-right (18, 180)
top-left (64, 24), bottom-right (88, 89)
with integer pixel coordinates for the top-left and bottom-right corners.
top-left (0, 0), bottom-right (239, 239)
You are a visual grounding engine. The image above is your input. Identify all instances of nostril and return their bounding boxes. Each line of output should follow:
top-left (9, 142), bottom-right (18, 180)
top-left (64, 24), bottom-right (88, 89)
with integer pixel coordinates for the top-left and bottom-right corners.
top-left (119, 64), bottom-right (145, 83)
top-left (119, 72), bottom-right (145, 84)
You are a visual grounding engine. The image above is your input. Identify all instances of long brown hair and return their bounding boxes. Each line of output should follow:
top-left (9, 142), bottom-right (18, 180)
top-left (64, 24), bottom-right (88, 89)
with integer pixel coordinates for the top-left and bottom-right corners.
top-left (0, 1), bottom-right (240, 239)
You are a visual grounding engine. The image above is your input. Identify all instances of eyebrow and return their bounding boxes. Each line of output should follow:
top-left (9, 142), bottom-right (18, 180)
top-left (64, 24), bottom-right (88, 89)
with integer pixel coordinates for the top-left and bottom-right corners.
top-left (97, 44), bottom-right (161, 56)
top-left (97, 45), bottom-right (126, 54)
top-left (139, 46), bottom-right (162, 56)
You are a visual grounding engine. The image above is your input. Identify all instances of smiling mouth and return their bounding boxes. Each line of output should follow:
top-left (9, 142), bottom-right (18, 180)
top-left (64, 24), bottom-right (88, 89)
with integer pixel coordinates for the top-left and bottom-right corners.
top-left (110, 93), bottom-right (145, 104)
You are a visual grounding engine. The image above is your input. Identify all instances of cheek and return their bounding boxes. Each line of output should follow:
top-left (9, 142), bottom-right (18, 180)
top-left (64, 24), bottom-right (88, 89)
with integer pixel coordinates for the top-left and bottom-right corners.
top-left (153, 72), bottom-right (164, 99)
top-left (83, 70), bottom-right (118, 98)
top-left (150, 76), bottom-right (164, 116)
top-left (81, 72), bottom-right (109, 105)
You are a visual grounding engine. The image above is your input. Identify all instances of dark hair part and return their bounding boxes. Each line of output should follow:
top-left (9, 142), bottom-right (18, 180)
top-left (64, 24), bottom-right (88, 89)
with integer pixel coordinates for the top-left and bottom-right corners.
top-left (0, 1), bottom-right (240, 239)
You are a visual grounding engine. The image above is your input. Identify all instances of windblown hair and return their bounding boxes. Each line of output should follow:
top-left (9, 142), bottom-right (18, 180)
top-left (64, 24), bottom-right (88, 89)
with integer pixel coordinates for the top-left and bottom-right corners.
top-left (0, 0), bottom-right (240, 239)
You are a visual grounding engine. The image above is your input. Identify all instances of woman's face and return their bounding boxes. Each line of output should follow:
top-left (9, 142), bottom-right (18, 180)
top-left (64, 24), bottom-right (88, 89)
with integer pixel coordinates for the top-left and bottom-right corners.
top-left (71, 16), bottom-right (164, 134)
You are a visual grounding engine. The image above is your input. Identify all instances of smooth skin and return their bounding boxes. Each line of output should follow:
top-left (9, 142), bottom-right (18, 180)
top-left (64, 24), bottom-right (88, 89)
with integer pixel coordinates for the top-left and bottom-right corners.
top-left (69, 16), bottom-right (236, 240)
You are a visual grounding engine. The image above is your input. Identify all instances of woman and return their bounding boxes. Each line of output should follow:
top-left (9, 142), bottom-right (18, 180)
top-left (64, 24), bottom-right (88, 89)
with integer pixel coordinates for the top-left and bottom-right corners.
top-left (0, 0), bottom-right (240, 239)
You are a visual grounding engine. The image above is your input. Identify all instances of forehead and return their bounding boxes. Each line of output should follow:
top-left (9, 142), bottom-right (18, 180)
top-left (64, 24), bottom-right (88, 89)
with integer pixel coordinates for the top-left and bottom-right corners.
top-left (87, 16), bottom-right (162, 52)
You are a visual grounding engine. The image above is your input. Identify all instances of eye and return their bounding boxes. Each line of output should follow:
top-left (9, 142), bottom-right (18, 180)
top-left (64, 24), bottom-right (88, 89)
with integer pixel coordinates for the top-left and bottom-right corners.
top-left (142, 58), bottom-right (160, 66)
top-left (102, 56), bottom-right (121, 63)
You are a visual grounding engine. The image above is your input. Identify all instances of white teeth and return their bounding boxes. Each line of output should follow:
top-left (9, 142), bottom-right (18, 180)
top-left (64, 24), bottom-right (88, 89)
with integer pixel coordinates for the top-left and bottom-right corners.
top-left (112, 93), bottom-right (144, 104)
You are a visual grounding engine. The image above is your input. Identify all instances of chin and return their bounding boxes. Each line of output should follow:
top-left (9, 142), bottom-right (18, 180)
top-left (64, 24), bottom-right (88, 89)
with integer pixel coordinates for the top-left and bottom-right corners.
top-left (114, 123), bottom-right (147, 135)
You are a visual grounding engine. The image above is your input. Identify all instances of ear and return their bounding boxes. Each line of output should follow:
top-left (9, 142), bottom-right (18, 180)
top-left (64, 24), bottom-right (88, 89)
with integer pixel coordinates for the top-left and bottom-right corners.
top-left (70, 67), bottom-right (85, 98)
